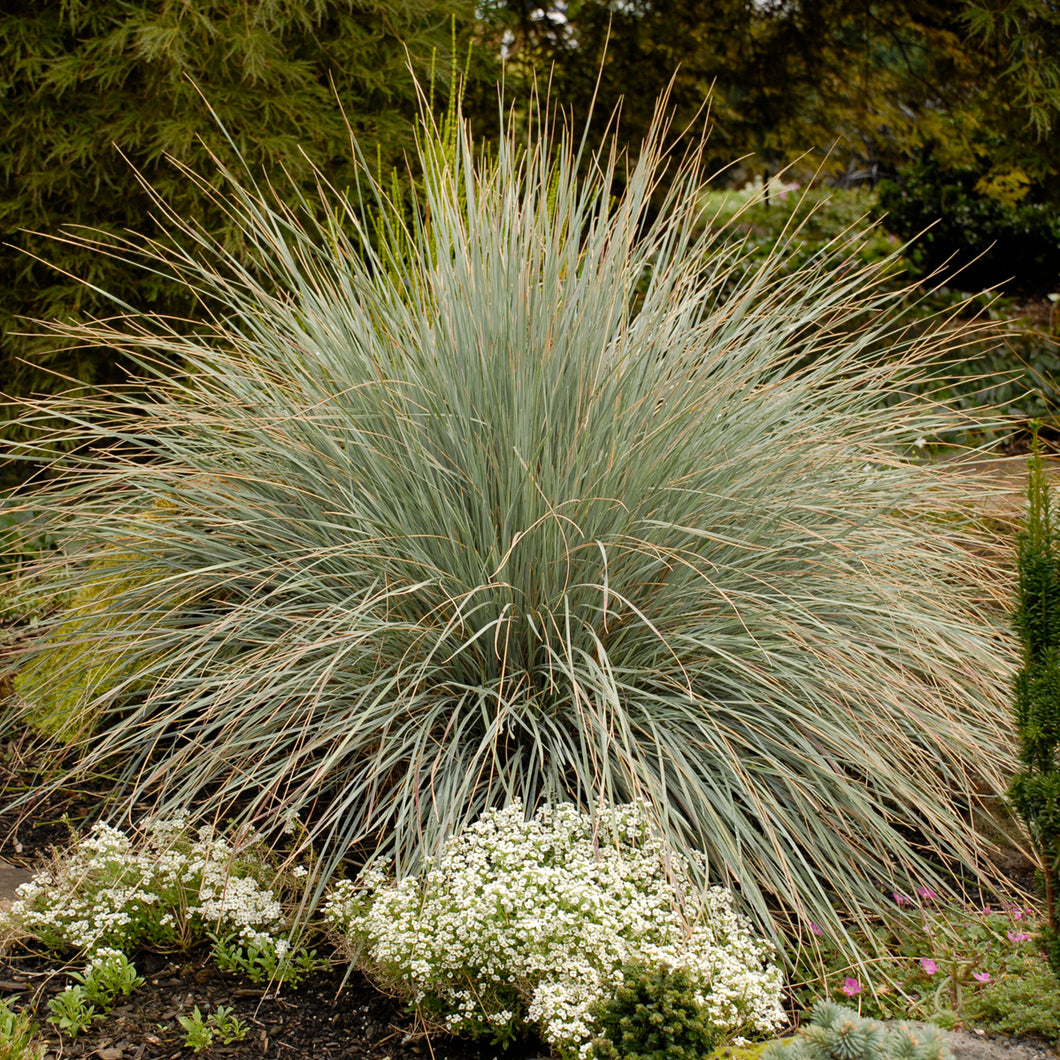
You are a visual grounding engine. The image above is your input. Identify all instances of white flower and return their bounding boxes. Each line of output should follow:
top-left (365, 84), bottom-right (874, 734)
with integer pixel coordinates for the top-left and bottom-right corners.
top-left (325, 801), bottom-right (785, 1055)
top-left (6, 817), bottom-right (290, 958)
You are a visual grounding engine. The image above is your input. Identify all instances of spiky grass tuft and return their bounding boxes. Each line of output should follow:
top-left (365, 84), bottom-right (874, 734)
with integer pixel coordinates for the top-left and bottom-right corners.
top-left (4, 95), bottom-right (1018, 948)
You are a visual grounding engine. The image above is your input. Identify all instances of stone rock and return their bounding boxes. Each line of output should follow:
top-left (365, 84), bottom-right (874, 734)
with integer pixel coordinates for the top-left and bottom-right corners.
top-left (0, 859), bottom-right (33, 914)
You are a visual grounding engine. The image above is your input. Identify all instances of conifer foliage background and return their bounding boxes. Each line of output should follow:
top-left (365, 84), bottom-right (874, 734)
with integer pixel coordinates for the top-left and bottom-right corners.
top-left (0, 0), bottom-right (481, 477)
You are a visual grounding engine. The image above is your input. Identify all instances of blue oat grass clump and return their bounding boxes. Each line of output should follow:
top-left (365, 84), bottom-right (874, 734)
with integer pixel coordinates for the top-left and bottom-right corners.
top-left (2, 87), bottom-right (1017, 948)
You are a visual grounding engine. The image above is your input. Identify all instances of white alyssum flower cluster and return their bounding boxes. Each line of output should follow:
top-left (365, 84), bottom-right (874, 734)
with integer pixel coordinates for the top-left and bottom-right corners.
top-left (325, 801), bottom-right (785, 1058)
top-left (83, 946), bottom-right (130, 976)
top-left (4, 816), bottom-right (286, 957)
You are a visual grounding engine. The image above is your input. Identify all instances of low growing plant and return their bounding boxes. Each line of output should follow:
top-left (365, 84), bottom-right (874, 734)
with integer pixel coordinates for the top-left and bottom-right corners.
top-left (326, 801), bottom-right (784, 1056)
top-left (964, 959), bottom-right (1060, 1043)
top-left (0, 996), bottom-right (45, 1060)
top-left (763, 1000), bottom-right (950, 1060)
top-left (46, 985), bottom-right (101, 1040)
top-left (73, 947), bottom-right (145, 1008)
top-left (591, 961), bottom-right (723, 1060)
top-left (178, 1004), bottom-right (248, 1053)
top-left (3, 817), bottom-right (292, 962)
top-left (791, 890), bottom-right (1040, 1023)
top-left (209, 929), bottom-right (319, 986)
top-left (45, 951), bottom-right (145, 1043)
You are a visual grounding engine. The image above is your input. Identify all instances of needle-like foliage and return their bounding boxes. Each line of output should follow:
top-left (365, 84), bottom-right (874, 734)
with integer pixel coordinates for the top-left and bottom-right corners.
top-left (3, 94), bottom-right (1018, 949)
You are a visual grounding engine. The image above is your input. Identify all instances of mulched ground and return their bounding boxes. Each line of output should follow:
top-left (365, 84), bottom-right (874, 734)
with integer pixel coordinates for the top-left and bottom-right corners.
top-left (0, 728), bottom-right (548, 1060)
top-left (0, 952), bottom-right (501, 1060)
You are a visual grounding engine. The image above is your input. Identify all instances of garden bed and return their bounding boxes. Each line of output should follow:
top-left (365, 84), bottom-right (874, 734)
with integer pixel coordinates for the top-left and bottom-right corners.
top-left (0, 950), bottom-right (464, 1060)
top-left (2, 92), bottom-right (1060, 1060)
top-left (0, 724), bottom-right (1056, 1060)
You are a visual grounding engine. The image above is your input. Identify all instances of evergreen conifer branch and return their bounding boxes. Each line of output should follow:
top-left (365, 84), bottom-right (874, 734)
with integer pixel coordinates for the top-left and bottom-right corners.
top-left (1009, 422), bottom-right (1060, 960)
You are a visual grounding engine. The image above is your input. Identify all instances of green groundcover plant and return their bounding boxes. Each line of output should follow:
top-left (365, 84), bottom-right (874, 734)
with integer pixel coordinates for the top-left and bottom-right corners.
top-left (0, 995), bottom-right (44, 1060)
top-left (964, 961), bottom-right (1060, 1044)
top-left (1, 86), bottom-right (1019, 949)
top-left (178, 1005), bottom-right (249, 1053)
top-left (44, 948), bottom-right (144, 1040)
top-left (325, 801), bottom-right (784, 1055)
top-left (789, 887), bottom-right (1043, 1026)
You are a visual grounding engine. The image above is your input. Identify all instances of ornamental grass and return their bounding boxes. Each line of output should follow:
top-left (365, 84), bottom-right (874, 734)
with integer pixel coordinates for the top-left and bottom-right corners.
top-left (2, 92), bottom-right (1019, 951)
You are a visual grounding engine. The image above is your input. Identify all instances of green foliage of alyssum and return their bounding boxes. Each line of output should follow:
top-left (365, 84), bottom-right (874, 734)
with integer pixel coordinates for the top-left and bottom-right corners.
top-left (0, 995), bottom-right (45, 1060)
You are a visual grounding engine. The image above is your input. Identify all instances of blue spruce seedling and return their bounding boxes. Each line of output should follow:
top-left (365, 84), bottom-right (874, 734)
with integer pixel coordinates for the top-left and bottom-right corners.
top-left (763, 1001), bottom-right (951, 1060)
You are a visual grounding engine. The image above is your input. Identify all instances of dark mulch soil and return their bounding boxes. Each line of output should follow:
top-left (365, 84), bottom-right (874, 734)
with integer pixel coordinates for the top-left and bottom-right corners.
top-left (0, 951), bottom-right (513, 1060)
top-left (0, 947), bottom-right (553, 1060)
top-left (0, 728), bottom-right (546, 1060)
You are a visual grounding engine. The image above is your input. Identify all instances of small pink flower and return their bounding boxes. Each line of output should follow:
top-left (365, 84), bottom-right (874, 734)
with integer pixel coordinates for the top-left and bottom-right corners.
top-left (842, 977), bottom-right (861, 996)
top-left (893, 892), bottom-right (911, 907)
top-left (973, 972), bottom-right (991, 983)
top-left (920, 958), bottom-right (938, 974)
top-left (982, 906), bottom-right (992, 915)
top-left (810, 922), bottom-right (824, 937)
top-left (1008, 930), bottom-right (1031, 943)
top-left (1013, 909), bottom-right (1023, 920)
top-left (916, 887), bottom-right (936, 900)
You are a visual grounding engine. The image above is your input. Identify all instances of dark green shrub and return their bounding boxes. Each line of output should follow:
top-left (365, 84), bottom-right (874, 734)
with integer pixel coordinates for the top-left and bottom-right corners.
top-left (1009, 426), bottom-right (1060, 971)
top-left (877, 159), bottom-right (1060, 295)
top-left (763, 1001), bottom-right (950, 1060)
top-left (592, 963), bottom-right (722, 1060)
